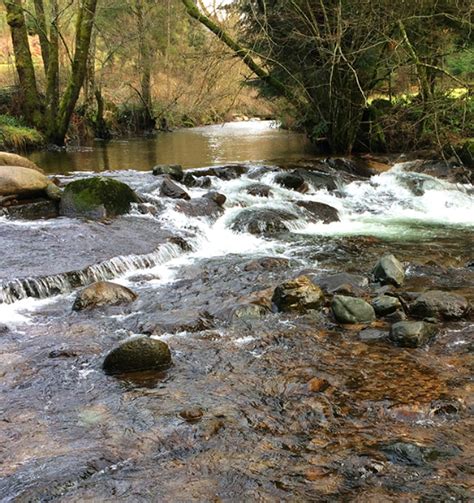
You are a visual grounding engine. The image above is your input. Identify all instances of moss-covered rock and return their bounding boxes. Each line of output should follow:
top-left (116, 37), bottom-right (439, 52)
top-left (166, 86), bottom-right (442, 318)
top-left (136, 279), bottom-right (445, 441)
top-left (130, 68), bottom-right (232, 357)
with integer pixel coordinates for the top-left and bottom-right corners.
top-left (103, 336), bottom-right (172, 374)
top-left (60, 176), bottom-right (140, 219)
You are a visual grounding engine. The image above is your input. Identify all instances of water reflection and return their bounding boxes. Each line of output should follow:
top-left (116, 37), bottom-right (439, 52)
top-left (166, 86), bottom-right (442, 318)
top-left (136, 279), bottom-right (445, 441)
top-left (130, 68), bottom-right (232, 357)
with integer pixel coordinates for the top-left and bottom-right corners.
top-left (30, 121), bottom-right (313, 174)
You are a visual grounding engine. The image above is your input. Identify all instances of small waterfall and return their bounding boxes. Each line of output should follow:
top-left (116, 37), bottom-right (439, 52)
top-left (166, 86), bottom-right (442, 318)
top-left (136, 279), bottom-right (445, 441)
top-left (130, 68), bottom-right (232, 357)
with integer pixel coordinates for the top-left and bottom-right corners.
top-left (0, 242), bottom-right (184, 305)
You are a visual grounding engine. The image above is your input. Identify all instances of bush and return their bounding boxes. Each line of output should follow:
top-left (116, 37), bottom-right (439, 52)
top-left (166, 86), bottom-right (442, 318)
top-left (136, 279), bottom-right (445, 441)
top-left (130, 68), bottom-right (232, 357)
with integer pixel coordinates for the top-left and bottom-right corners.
top-left (0, 114), bottom-right (44, 151)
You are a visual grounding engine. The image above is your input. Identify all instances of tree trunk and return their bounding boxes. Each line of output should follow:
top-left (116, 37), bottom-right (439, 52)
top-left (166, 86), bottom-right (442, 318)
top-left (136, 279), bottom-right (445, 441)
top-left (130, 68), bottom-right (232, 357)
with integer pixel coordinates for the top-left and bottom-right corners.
top-left (4, 0), bottom-right (43, 128)
top-left (49, 0), bottom-right (98, 145)
top-left (45, 0), bottom-right (59, 133)
top-left (33, 0), bottom-right (49, 74)
top-left (84, 29), bottom-right (97, 110)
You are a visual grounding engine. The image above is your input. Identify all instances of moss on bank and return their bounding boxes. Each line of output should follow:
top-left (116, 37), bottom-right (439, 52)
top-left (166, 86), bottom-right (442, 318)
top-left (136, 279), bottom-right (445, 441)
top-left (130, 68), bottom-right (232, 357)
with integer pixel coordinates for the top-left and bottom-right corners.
top-left (0, 115), bottom-right (44, 151)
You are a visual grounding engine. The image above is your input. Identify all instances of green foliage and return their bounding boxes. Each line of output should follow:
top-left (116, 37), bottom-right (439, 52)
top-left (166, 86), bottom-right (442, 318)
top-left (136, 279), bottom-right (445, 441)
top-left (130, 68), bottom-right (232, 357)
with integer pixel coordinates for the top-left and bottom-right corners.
top-left (446, 49), bottom-right (474, 78)
top-left (0, 114), bottom-right (44, 151)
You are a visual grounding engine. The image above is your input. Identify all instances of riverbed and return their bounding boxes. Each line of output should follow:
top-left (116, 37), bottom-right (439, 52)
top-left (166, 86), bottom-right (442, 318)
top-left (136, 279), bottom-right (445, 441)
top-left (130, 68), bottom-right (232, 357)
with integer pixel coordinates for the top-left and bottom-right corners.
top-left (1, 122), bottom-right (473, 501)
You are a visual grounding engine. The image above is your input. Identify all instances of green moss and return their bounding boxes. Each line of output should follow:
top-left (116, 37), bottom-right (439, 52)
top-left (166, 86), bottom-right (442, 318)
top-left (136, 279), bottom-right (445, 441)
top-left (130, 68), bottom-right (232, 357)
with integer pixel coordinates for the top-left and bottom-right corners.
top-left (63, 177), bottom-right (139, 217)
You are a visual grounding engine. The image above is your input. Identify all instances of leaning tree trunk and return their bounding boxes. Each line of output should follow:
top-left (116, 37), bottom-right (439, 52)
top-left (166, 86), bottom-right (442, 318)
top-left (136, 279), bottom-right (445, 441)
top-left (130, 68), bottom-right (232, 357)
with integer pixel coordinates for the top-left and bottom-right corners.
top-left (33, 0), bottom-right (49, 75)
top-left (49, 0), bottom-right (98, 145)
top-left (4, 0), bottom-right (43, 128)
top-left (45, 0), bottom-right (59, 132)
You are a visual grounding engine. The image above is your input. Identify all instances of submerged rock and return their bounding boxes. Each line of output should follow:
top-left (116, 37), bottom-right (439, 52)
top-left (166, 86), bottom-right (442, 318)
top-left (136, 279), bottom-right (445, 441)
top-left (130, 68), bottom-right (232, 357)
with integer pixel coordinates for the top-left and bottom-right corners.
top-left (389, 321), bottom-right (437, 347)
top-left (230, 303), bottom-right (270, 321)
top-left (272, 275), bottom-right (324, 313)
top-left (295, 200), bottom-right (339, 223)
top-left (103, 336), bottom-right (172, 374)
top-left (1, 199), bottom-right (58, 220)
top-left (230, 207), bottom-right (298, 235)
top-left (152, 164), bottom-right (183, 181)
top-left (245, 183), bottom-right (272, 197)
top-left (0, 166), bottom-right (49, 198)
top-left (410, 290), bottom-right (470, 320)
top-left (60, 176), bottom-right (139, 219)
top-left (159, 176), bottom-right (190, 200)
top-left (372, 295), bottom-right (402, 316)
top-left (332, 295), bottom-right (375, 324)
top-left (243, 257), bottom-right (290, 271)
top-left (373, 254), bottom-right (405, 287)
top-left (73, 281), bottom-right (138, 311)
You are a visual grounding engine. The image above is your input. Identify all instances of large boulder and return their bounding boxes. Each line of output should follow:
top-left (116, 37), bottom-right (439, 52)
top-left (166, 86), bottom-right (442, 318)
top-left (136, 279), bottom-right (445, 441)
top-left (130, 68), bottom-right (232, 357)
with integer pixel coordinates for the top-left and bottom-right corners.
top-left (373, 254), bottom-right (405, 287)
top-left (389, 321), bottom-right (437, 348)
top-left (174, 197), bottom-right (224, 218)
top-left (0, 165), bottom-right (49, 198)
top-left (159, 176), bottom-right (190, 200)
top-left (332, 295), bottom-right (375, 324)
top-left (73, 281), bottom-right (138, 311)
top-left (103, 336), bottom-right (172, 374)
top-left (245, 183), bottom-right (272, 197)
top-left (410, 290), bottom-right (470, 320)
top-left (229, 207), bottom-right (298, 235)
top-left (152, 164), bottom-right (183, 181)
top-left (296, 201), bottom-right (339, 223)
top-left (0, 152), bottom-right (44, 173)
top-left (60, 176), bottom-right (139, 219)
top-left (272, 275), bottom-right (324, 313)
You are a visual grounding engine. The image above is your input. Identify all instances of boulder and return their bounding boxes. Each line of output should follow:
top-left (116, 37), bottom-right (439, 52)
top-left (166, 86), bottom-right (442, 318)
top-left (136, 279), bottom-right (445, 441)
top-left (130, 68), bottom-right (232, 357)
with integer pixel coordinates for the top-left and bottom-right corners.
top-left (202, 191), bottom-right (226, 206)
top-left (245, 183), bottom-right (272, 197)
top-left (294, 169), bottom-right (338, 191)
top-left (230, 207), bottom-right (298, 235)
top-left (372, 295), bottom-right (402, 316)
top-left (410, 290), bottom-right (470, 320)
top-left (0, 152), bottom-right (43, 173)
top-left (103, 336), bottom-right (172, 374)
top-left (189, 165), bottom-right (247, 180)
top-left (60, 176), bottom-right (139, 219)
top-left (0, 166), bottom-right (49, 198)
top-left (274, 172), bottom-right (308, 192)
top-left (373, 254), bottom-right (405, 287)
top-left (272, 275), bottom-right (324, 313)
top-left (389, 321), bottom-right (437, 348)
top-left (332, 295), bottom-right (375, 324)
top-left (73, 281), bottom-right (137, 311)
top-left (152, 164), bottom-right (183, 181)
top-left (159, 176), bottom-right (190, 200)
top-left (296, 200), bottom-right (339, 223)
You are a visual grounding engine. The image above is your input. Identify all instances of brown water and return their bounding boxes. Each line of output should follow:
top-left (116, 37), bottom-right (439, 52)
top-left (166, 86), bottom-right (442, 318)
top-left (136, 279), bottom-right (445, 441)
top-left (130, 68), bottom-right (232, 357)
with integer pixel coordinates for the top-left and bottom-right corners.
top-left (29, 121), bottom-right (314, 174)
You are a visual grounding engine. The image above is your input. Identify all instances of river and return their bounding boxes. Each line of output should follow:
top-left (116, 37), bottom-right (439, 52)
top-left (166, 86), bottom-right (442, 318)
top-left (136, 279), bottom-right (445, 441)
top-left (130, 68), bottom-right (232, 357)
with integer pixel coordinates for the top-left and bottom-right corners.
top-left (0, 121), bottom-right (473, 501)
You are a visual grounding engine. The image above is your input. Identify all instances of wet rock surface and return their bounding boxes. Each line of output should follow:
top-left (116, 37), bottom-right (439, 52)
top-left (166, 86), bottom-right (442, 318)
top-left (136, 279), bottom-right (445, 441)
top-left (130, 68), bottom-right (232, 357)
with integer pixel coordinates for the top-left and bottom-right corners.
top-left (272, 275), bottom-right (325, 313)
top-left (230, 207), bottom-right (298, 235)
top-left (103, 336), bottom-right (172, 374)
top-left (410, 290), bottom-right (470, 320)
top-left (158, 176), bottom-right (191, 200)
top-left (73, 281), bottom-right (138, 311)
top-left (373, 254), bottom-right (405, 287)
top-left (389, 321), bottom-right (438, 347)
top-left (332, 295), bottom-right (376, 324)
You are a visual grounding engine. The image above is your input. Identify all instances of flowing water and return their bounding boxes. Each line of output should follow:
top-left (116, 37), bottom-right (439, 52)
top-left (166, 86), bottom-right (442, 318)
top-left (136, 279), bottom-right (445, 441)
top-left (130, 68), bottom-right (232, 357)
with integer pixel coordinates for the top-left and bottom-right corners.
top-left (1, 122), bottom-right (473, 501)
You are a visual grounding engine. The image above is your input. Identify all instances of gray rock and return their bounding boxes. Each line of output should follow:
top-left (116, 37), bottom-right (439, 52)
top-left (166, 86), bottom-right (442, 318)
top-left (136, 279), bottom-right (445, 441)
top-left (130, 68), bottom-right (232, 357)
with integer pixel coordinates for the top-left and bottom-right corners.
top-left (3, 199), bottom-right (58, 220)
top-left (410, 290), bottom-right (470, 320)
top-left (231, 303), bottom-right (270, 321)
top-left (318, 272), bottom-right (368, 295)
top-left (0, 165), bottom-right (49, 198)
top-left (45, 183), bottom-right (62, 201)
top-left (389, 321), bottom-right (437, 348)
top-left (174, 198), bottom-right (223, 218)
top-left (202, 191), bottom-right (226, 206)
top-left (359, 328), bottom-right (387, 341)
top-left (152, 164), bottom-right (183, 181)
top-left (295, 200), bottom-right (339, 223)
top-left (372, 295), bottom-right (402, 316)
top-left (332, 295), bottom-right (375, 324)
top-left (230, 207), bottom-right (298, 235)
top-left (73, 281), bottom-right (138, 311)
top-left (245, 183), bottom-right (272, 197)
top-left (373, 254), bottom-right (405, 287)
top-left (159, 176), bottom-right (190, 200)
top-left (103, 336), bottom-right (172, 374)
top-left (272, 275), bottom-right (324, 313)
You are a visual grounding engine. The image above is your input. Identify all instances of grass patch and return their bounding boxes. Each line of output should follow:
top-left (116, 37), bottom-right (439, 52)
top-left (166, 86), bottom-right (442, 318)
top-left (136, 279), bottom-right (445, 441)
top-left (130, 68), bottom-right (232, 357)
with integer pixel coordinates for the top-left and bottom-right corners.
top-left (0, 114), bottom-right (44, 151)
